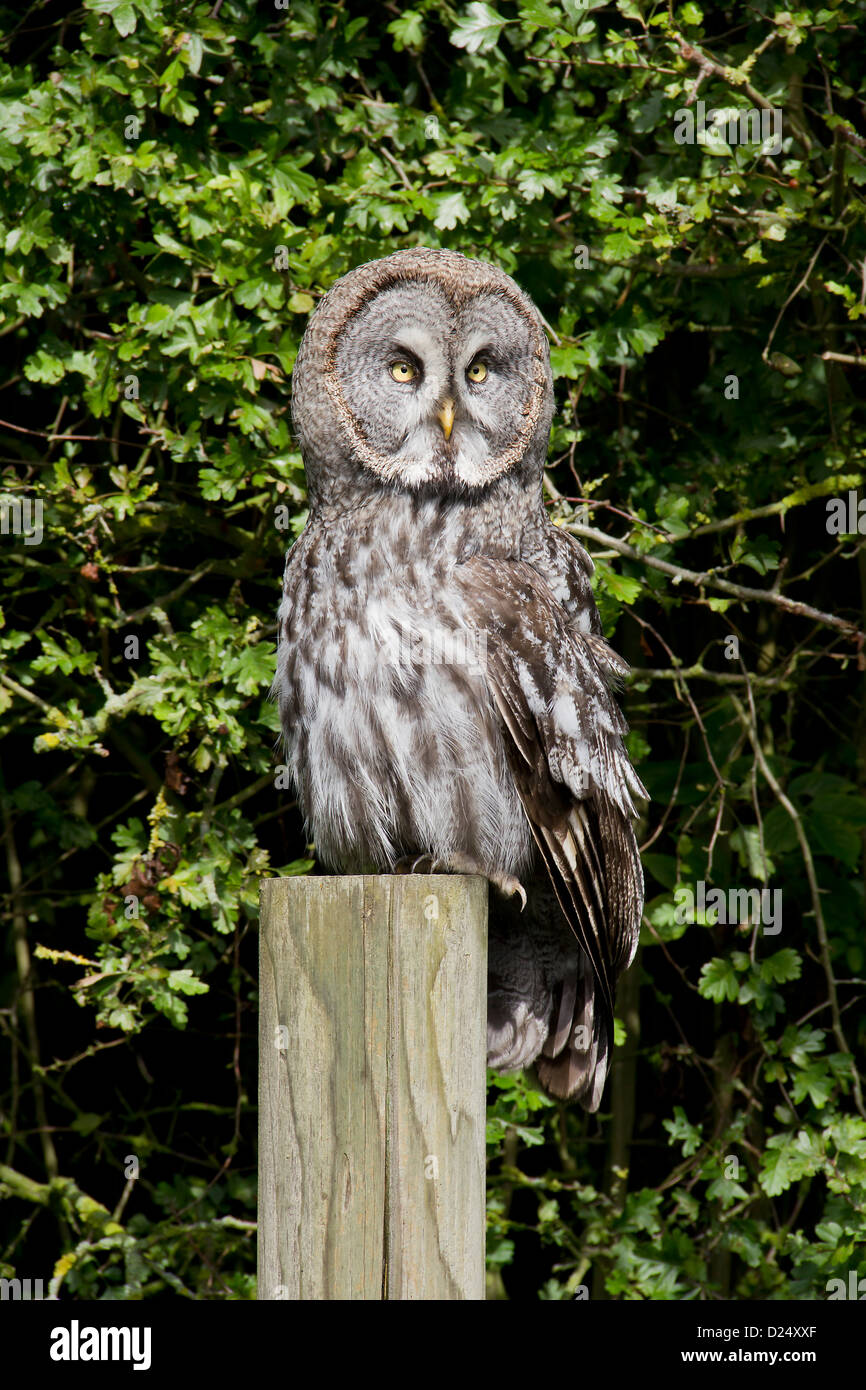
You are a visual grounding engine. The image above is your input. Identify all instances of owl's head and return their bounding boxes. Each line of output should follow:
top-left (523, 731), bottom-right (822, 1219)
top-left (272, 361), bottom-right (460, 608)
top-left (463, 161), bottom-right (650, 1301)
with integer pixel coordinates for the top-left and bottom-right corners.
top-left (291, 248), bottom-right (553, 499)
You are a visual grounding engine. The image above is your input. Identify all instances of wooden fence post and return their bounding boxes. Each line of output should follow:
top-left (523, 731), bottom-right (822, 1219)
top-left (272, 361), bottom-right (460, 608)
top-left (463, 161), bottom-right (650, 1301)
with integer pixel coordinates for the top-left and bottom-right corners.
top-left (258, 874), bottom-right (488, 1300)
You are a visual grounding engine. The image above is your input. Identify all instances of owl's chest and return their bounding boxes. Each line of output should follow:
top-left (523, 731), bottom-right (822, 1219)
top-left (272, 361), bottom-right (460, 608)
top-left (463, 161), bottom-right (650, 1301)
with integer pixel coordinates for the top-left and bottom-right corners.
top-left (289, 551), bottom-right (486, 719)
top-left (282, 514), bottom-right (475, 684)
top-left (277, 531), bottom-right (527, 869)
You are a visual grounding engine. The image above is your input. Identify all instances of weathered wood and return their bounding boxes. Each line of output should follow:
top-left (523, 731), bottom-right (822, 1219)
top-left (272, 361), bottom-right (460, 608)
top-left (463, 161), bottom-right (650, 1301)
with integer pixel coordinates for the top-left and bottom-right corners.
top-left (258, 874), bottom-right (488, 1301)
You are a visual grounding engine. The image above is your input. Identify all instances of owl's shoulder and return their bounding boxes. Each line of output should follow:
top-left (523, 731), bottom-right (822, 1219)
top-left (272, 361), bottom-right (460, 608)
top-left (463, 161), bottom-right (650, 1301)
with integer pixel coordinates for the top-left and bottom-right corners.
top-left (518, 512), bottom-right (600, 635)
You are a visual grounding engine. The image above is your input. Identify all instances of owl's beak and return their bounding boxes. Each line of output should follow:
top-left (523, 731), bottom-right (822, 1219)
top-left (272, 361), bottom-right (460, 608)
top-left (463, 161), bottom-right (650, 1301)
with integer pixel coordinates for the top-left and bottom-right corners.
top-left (437, 398), bottom-right (455, 441)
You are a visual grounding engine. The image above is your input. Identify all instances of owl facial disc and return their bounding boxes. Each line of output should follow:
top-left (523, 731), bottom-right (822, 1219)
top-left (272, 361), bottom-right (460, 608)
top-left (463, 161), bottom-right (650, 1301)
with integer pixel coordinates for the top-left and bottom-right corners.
top-left (292, 248), bottom-right (553, 498)
top-left (330, 282), bottom-right (547, 490)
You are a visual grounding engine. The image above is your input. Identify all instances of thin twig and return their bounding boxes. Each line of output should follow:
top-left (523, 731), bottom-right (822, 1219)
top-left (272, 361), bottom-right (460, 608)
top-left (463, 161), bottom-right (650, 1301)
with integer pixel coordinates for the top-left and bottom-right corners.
top-left (1, 796), bottom-right (59, 1180)
top-left (762, 235), bottom-right (829, 362)
top-left (821, 351), bottom-right (866, 367)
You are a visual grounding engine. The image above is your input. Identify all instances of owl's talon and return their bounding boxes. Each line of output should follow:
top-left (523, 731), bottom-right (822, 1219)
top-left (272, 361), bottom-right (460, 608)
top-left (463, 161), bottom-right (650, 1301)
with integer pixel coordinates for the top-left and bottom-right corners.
top-left (492, 874), bottom-right (527, 911)
top-left (411, 854), bottom-right (437, 874)
top-left (397, 854), bottom-right (524, 907)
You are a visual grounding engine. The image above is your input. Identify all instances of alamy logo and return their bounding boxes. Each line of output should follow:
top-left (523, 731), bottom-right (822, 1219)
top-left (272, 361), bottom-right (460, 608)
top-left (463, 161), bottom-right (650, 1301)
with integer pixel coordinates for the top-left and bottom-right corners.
top-left (826, 491), bottom-right (866, 534)
top-left (0, 1276), bottom-right (55, 1300)
top-left (826, 1271), bottom-right (866, 1300)
top-left (394, 621), bottom-right (487, 674)
top-left (673, 100), bottom-right (783, 156)
top-left (0, 496), bottom-right (43, 546)
top-left (49, 1320), bottom-right (152, 1371)
top-left (674, 881), bottom-right (782, 935)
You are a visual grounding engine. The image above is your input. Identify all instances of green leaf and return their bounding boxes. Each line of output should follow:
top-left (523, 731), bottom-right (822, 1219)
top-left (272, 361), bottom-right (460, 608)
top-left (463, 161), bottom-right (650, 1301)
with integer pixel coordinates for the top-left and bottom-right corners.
top-left (450, 2), bottom-right (507, 53)
top-left (69, 147), bottom-right (100, 182)
top-left (728, 826), bottom-right (774, 881)
top-left (759, 949), bottom-right (801, 985)
top-left (167, 969), bottom-right (209, 996)
top-left (603, 229), bottom-right (642, 260)
top-left (287, 291), bottom-right (315, 314)
top-left (387, 10), bottom-right (425, 49)
top-left (433, 191), bottom-right (470, 230)
top-left (730, 532), bottom-right (780, 576)
top-left (111, 2), bottom-right (136, 35)
top-left (599, 564), bottom-right (641, 604)
top-left (71, 1112), bottom-right (106, 1136)
top-left (24, 348), bottom-right (66, 384)
top-left (663, 1105), bottom-right (702, 1155)
top-left (790, 1062), bottom-right (833, 1109)
top-left (549, 345), bottom-right (584, 378)
top-left (106, 1006), bottom-right (138, 1033)
top-left (698, 957), bottom-right (739, 1003)
top-left (759, 1130), bottom-right (824, 1196)
top-left (185, 33), bottom-right (203, 74)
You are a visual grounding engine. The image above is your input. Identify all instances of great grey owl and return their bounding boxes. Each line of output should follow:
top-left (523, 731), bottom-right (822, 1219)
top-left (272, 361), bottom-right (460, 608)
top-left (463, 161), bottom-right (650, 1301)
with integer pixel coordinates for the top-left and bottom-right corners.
top-left (275, 247), bottom-right (646, 1110)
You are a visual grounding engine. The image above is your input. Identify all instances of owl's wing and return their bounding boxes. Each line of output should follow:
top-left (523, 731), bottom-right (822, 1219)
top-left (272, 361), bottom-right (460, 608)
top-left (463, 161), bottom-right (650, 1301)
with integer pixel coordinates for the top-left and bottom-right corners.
top-left (454, 554), bottom-right (645, 1107)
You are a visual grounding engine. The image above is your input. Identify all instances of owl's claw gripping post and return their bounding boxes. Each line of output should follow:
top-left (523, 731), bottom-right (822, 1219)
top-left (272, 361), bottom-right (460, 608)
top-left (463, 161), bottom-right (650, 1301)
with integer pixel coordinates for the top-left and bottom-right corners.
top-left (409, 854), bottom-right (445, 874)
top-left (424, 851), bottom-right (528, 911)
top-left (393, 852), bottom-right (525, 909)
top-left (393, 854), bottom-right (447, 874)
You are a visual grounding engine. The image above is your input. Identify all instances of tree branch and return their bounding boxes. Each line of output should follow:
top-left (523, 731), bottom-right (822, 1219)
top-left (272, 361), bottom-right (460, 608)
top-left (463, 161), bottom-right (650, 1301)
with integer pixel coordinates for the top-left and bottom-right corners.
top-left (565, 521), bottom-right (864, 639)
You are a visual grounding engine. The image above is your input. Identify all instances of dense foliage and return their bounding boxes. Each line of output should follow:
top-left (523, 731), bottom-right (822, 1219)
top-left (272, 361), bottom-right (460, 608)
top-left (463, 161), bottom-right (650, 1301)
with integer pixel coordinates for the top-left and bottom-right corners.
top-left (1, 0), bottom-right (865, 1300)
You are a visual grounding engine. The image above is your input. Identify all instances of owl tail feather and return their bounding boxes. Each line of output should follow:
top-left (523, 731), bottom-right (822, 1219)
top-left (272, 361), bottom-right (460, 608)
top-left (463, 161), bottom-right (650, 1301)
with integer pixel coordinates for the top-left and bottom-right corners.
top-left (536, 955), bottom-right (610, 1111)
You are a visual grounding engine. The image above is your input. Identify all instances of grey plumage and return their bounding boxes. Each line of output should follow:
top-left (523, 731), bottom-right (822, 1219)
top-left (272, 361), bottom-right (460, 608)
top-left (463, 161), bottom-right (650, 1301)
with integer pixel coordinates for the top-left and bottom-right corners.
top-left (275, 247), bottom-right (646, 1110)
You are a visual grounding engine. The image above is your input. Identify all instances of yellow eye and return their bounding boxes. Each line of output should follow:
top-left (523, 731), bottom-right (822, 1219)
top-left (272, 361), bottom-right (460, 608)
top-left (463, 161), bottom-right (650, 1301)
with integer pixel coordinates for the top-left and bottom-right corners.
top-left (390, 360), bottom-right (416, 382)
top-left (467, 360), bottom-right (488, 383)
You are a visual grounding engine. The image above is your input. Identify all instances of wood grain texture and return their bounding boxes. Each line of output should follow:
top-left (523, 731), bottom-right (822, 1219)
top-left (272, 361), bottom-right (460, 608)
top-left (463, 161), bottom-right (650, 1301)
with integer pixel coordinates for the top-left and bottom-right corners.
top-left (258, 874), bottom-right (488, 1300)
